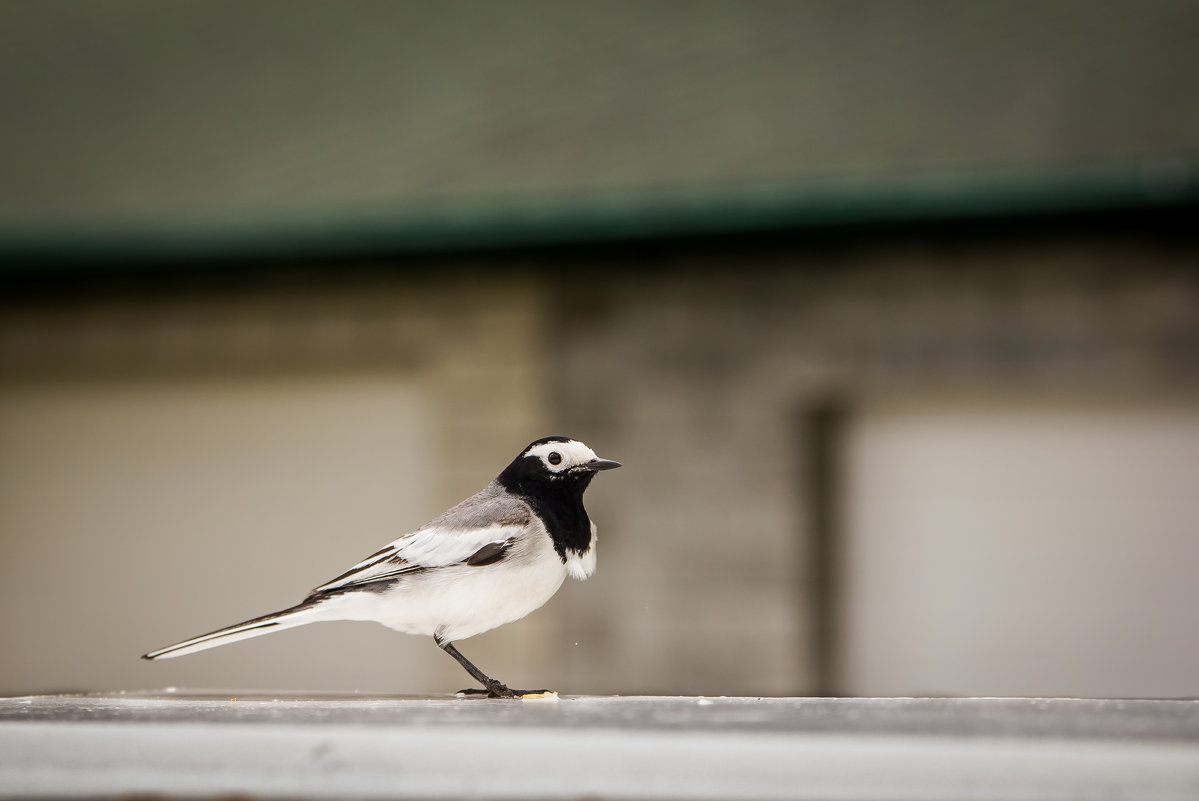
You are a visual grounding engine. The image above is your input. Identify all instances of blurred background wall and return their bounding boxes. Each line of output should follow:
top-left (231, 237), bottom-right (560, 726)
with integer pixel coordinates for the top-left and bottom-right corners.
top-left (1, 1), bottom-right (1198, 698)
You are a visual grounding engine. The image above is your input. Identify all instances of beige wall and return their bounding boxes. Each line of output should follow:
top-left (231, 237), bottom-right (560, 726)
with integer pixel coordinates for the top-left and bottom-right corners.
top-left (2, 373), bottom-right (437, 693)
top-left (2, 235), bottom-right (1199, 698)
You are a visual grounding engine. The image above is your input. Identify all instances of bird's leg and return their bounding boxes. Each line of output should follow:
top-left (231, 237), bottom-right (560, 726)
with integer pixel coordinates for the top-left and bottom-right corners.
top-left (439, 640), bottom-right (510, 697)
top-left (435, 637), bottom-right (549, 698)
top-left (437, 638), bottom-right (513, 697)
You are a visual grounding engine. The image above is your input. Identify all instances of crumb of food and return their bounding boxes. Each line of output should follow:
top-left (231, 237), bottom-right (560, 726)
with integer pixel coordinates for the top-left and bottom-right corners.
top-left (520, 691), bottom-right (560, 701)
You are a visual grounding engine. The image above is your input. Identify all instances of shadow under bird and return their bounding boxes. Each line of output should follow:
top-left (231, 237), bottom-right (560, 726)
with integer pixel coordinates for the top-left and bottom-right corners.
top-left (143, 436), bottom-right (620, 698)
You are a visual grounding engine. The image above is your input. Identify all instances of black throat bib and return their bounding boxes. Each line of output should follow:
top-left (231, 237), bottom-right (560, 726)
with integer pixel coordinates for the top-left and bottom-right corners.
top-left (497, 460), bottom-right (596, 560)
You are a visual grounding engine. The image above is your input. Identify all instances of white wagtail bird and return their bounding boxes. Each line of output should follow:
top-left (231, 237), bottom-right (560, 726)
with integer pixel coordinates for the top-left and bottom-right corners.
top-left (143, 436), bottom-right (620, 698)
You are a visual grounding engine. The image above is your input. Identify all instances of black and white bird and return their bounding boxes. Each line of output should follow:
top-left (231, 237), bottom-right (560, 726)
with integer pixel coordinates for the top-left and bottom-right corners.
top-left (142, 436), bottom-right (620, 698)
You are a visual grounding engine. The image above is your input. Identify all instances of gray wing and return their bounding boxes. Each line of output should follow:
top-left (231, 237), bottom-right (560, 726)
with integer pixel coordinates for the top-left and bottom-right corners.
top-left (309, 484), bottom-right (532, 594)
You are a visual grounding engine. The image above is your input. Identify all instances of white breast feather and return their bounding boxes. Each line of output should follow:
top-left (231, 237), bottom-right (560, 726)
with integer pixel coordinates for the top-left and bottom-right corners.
top-left (563, 522), bottom-right (598, 580)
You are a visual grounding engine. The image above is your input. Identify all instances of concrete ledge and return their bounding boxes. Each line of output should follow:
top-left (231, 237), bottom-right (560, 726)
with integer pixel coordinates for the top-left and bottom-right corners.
top-left (2, 694), bottom-right (1198, 800)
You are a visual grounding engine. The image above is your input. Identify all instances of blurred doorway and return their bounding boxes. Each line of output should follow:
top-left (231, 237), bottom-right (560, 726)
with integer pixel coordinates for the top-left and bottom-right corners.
top-left (833, 401), bottom-right (1199, 698)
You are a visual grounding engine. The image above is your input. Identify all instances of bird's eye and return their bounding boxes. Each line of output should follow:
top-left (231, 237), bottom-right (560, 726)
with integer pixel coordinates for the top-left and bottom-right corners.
top-left (547, 452), bottom-right (562, 465)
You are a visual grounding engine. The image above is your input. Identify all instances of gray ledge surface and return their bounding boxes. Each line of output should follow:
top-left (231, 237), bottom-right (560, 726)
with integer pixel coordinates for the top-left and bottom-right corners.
top-left (2, 693), bottom-right (1198, 800)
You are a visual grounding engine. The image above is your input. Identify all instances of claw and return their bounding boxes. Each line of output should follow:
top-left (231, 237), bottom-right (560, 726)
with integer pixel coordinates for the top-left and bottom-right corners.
top-left (455, 682), bottom-right (552, 699)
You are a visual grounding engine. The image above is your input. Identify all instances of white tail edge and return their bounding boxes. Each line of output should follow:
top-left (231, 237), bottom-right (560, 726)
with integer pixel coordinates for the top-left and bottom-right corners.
top-left (141, 602), bottom-right (325, 660)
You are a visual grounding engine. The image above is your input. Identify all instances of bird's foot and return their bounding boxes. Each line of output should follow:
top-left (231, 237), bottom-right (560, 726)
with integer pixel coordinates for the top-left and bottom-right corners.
top-left (456, 680), bottom-right (551, 699)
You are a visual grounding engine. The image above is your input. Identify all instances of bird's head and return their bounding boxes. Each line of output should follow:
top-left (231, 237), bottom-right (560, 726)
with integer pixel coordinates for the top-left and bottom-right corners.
top-left (498, 436), bottom-right (621, 495)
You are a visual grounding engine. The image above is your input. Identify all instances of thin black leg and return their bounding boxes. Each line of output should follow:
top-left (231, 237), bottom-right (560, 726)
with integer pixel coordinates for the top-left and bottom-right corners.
top-left (434, 637), bottom-right (549, 699)
top-left (440, 641), bottom-right (504, 694)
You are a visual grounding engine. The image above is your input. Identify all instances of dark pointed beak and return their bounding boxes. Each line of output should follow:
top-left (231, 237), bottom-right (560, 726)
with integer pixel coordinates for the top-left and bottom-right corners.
top-left (583, 458), bottom-right (622, 471)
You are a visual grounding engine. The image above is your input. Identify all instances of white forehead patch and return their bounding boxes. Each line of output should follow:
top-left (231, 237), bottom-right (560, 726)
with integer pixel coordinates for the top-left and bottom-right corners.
top-left (525, 440), bottom-right (598, 473)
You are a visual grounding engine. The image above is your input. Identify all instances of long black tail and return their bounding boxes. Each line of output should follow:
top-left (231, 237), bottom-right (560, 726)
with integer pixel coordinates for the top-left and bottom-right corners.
top-left (141, 599), bottom-right (326, 660)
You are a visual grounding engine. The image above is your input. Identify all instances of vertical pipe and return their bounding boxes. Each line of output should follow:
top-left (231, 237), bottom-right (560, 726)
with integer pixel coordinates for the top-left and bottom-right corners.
top-left (803, 400), bottom-right (847, 696)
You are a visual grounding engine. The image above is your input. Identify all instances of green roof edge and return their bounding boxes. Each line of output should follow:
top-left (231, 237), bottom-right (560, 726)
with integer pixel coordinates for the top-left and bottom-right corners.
top-left (1, 159), bottom-right (1197, 269)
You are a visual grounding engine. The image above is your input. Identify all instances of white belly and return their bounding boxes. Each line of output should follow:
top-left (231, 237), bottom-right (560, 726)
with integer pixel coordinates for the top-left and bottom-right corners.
top-left (323, 536), bottom-right (569, 643)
